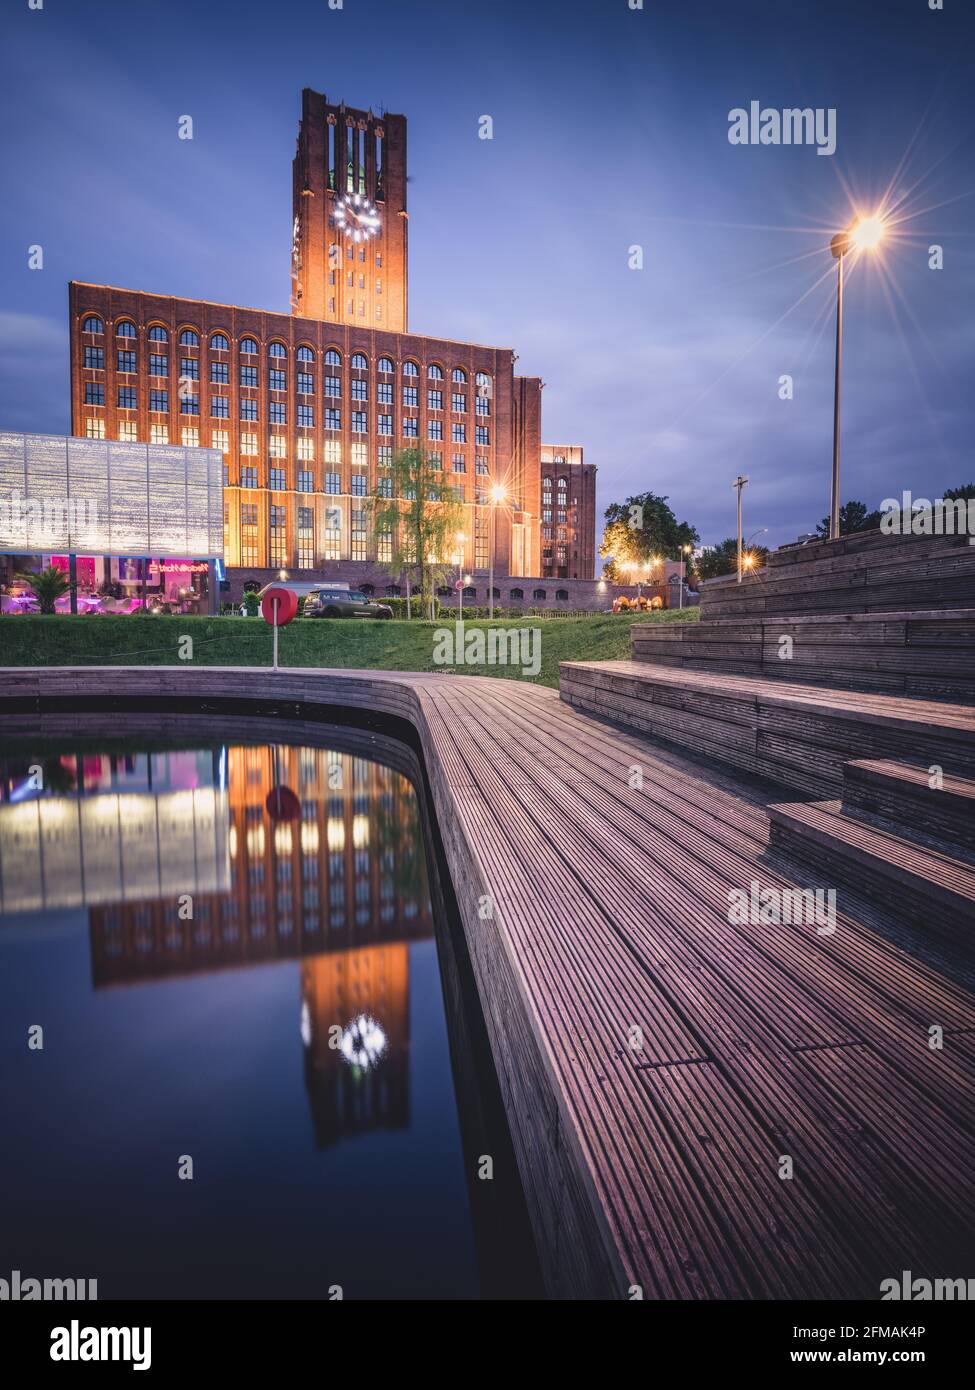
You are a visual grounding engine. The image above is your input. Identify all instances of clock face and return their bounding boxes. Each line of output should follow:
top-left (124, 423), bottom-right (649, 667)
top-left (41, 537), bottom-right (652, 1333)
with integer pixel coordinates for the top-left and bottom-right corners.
top-left (334, 194), bottom-right (381, 243)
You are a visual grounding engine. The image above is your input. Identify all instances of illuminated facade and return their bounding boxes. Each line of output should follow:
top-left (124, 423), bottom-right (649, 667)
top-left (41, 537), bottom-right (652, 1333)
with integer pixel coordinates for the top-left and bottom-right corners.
top-left (66, 85), bottom-right (569, 582)
top-left (540, 446), bottom-right (597, 580)
top-left (291, 90), bottom-right (409, 333)
top-left (69, 287), bottom-right (540, 578)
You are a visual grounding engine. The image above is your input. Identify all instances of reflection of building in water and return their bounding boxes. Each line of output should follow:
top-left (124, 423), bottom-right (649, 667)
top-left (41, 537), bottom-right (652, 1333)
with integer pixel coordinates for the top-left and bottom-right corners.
top-left (301, 943), bottom-right (410, 1149)
top-left (0, 749), bottom-right (229, 915)
top-left (87, 745), bottom-right (432, 987)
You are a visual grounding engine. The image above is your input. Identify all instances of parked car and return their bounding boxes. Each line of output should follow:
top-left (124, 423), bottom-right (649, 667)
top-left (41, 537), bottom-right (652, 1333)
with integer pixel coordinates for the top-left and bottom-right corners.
top-left (304, 587), bottom-right (393, 619)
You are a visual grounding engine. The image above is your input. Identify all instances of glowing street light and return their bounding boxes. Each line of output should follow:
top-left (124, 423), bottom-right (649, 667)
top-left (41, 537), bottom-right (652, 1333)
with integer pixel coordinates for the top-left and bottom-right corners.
top-left (679, 543), bottom-right (693, 611)
top-left (488, 485), bottom-right (507, 620)
top-left (829, 212), bottom-right (887, 540)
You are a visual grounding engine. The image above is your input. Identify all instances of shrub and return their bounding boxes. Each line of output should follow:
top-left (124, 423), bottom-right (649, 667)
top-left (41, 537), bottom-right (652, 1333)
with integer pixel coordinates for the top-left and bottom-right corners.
top-left (381, 595), bottom-right (440, 620)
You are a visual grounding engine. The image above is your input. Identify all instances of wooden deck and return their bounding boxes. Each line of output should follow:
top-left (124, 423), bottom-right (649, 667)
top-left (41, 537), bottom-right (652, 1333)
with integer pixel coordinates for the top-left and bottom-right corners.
top-left (4, 665), bottom-right (975, 1299)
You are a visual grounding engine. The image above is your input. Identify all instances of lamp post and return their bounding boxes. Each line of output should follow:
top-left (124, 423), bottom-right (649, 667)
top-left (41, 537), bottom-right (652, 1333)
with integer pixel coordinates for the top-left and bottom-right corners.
top-left (488, 484), bottom-right (506, 620)
top-left (829, 214), bottom-right (886, 540)
top-left (679, 543), bottom-right (692, 610)
top-left (453, 530), bottom-right (466, 618)
top-left (732, 475), bottom-right (749, 582)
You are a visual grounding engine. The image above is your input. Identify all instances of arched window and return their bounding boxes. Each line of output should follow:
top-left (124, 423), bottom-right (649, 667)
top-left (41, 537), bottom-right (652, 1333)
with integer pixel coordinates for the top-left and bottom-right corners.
top-left (268, 342), bottom-right (286, 358)
top-left (296, 345), bottom-right (314, 361)
top-left (148, 325), bottom-right (169, 342)
top-left (491, 586), bottom-right (500, 599)
top-left (510, 587), bottom-right (524, 600)
top-left (402, 361), bottom-right (419, 376)
top-left (324, 348), bottom-right (341, 366)
top-left (452, 367), bottom-right (467, 383)
top-left (210, 332), bottom-right (229, 350)
top-left (463, 585), bottom-right (477, 599)
top-left (239, 337), bottom-right (258, 354)
top-left (82, 315), bottom-right (104, 333)
top-left (178, 328), bottom-right (199, 346)
top-left (427, 364), bottom-right (443, 380)
top-left (533, 588), bottom-right (546, 600)
top-left (436, 585), bottom-right (452, 597)
top-left (115, 321), bottom-right (136, 338)
top-left (351, 352), bottom-right (368, 371)
top-left (542, 478), bottom-right (552, 490)
top-left (377, 356), bottom-right (394, 374)
top-left (476, 371), bottom-right (491, 389)
top-left (556, 589), bottom-right (570, 601)
top-left (385, 583), bottom-right (401, 596)
top-left (359, 582), bottom-right (375, 595)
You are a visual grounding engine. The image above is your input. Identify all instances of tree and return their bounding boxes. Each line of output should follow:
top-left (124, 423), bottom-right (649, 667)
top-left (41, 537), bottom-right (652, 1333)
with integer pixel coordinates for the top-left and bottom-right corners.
top-left (599, 492), bottom-right (699, 583)
top-left (696, 537), bottom-right (770, 581)
top-left (15, 564), bottom-right (74, 614)
top-left (368, 447), bottom-right (465, 620)
top-left (815, 499), bottom-right (882, 538)
top-left (943, 484), bottom-right (975, 502)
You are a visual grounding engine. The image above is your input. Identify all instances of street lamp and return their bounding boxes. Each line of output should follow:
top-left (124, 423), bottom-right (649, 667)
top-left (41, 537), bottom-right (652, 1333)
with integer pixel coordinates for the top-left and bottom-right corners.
top-left (829, 213), bottom-right (886, 540)
top-left (679, 543), bottom-right (693, 610)
top-left (488, 484), bottom-right (507, 620)
top-left (452, 531), bottom-right (466, 619)
top-left (732, 475), bottom-right (749, 583)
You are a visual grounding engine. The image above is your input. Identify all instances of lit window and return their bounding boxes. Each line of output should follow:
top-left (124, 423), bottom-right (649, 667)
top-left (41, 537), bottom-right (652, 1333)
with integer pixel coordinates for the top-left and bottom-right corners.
top-left (118, 422), bottom-right (138, 442)
top-left (297, 437), bottom-right (314, 461)
top-left (269, 435), bottom-right (287, 458)
top-left (85, 417), bottom-right (105, 439)
top-left (182, 427), bottom-right (200, 447)
top-left (240, 432), bottom-right (258, 457)
top-left (324, 440), bottom-right (341, 465)
top-left (150, 424), bottom-right (169, 444)
top-left (211, 429), bottom-right (229, 454)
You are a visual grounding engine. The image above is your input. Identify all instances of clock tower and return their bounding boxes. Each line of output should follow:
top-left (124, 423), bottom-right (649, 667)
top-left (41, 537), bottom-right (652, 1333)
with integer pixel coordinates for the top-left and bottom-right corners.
top-left (291, 88), bottom-right (408, 332)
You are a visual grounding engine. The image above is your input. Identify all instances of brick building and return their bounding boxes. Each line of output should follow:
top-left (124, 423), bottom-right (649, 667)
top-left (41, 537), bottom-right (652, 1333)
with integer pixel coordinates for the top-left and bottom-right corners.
top-left (67, 87), bottom-right (586, 588)
top-left (539, 445), bottom-right (597, 580)
top-left (70, 284), bottom-right (540, 578)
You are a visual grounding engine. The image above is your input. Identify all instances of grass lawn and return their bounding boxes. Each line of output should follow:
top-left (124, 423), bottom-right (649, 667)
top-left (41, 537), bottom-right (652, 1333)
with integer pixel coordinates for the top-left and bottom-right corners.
top-left (0, 607), bottom-right (698, 689)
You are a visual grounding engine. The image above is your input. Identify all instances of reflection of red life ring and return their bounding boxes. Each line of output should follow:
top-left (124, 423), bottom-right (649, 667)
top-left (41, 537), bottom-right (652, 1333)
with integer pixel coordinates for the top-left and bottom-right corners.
top-left (265, 786), bottom-right (301, 821)
top-left (261, 587), bottom-right (298, 625)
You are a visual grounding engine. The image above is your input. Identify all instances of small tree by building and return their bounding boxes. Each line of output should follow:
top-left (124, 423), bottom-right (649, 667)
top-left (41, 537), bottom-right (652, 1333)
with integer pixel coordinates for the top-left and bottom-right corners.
top-left (368, 447), bottom-right (465, 620)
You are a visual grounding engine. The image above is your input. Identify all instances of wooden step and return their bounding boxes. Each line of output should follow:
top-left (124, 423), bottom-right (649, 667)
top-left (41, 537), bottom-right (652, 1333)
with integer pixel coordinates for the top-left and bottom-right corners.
top-left (700, 530), bottom-right (975, 620)
top-left (843, 759), bottom-right (975, 855)
top-left (560, 659), bottom-right (975, 798)
top-left (631, 610), bottom-right (975, 704)
top-left (767, 799), bottom-right (975, 940)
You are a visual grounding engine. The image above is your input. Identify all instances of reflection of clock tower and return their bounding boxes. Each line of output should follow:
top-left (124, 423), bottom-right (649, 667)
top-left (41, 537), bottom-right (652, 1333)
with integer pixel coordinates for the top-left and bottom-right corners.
top-left (291, 88), bottom-right (408, 332)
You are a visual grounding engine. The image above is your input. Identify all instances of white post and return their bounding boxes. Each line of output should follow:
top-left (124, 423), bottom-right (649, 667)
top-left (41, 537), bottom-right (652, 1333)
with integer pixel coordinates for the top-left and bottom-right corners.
top-left (272, 596), bottom-right (279, 671)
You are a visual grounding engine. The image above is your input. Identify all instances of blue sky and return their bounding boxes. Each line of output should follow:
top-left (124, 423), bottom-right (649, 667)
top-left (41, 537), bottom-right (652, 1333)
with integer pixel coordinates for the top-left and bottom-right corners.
top-left (1, 0), bottom-right (972, 550)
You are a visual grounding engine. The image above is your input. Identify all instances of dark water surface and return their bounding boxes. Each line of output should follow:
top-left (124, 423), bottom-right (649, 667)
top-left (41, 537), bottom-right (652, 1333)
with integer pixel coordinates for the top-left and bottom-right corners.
top-left (0, 728), bottom-right (527, 1300)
